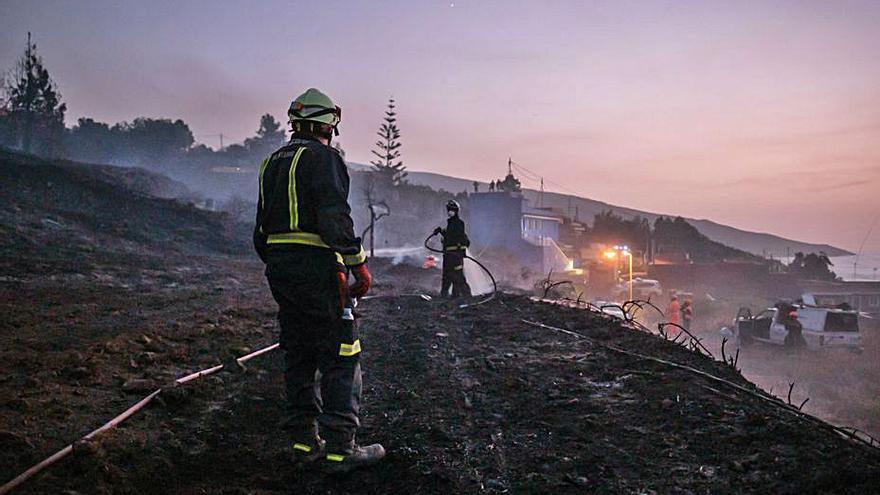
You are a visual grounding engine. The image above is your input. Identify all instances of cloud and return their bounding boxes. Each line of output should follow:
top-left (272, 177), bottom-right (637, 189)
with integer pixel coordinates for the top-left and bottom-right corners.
top-left (802, 178), bottom-right (873, 193)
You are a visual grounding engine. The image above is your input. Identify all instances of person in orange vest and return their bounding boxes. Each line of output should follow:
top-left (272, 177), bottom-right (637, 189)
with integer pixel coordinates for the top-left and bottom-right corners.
top-left (681, 299), bottom-right (694, 332)
top-left (667, 295), bottom-right (681, 336)
top-left (783, 309), bottom-right (805, 349)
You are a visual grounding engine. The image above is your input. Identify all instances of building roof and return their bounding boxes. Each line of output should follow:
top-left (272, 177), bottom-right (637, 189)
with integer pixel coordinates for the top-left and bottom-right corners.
top-left (800, 280), bottom-right (880, 294)
top-left (522, 206), bottom-right (564, 222)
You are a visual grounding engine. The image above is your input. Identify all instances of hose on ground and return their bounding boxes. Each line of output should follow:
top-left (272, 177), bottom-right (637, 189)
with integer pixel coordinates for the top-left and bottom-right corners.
top-left (0, 343), bottom-right (281, 495)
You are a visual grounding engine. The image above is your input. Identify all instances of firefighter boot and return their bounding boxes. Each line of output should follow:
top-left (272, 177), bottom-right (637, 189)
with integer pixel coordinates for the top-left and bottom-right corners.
top-left (291, 421), bottom-right (326, 465)
top-left (321, 432), bottom-right (385, 474)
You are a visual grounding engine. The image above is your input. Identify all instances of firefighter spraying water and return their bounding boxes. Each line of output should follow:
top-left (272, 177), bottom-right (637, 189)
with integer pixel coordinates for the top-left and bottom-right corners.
top-left (425, 201), bottom-right (498, 308)
top-left (432, 200), bottom-right (472, 298)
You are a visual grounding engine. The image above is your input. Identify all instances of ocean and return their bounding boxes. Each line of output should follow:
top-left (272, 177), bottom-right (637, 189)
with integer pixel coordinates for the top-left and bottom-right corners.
top-left (781, 252), bottom-right (880, 281)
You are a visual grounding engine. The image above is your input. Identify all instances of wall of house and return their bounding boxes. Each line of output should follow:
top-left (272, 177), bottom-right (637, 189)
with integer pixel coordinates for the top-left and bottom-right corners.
top-left (469, 192), bottom-right (526, 247)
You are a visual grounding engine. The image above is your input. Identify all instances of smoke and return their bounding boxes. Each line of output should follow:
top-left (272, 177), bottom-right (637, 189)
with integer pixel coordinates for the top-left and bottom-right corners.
top-left (732, 334), bottom-right (880, 438)
top-left (695, 310), bottom-right (880, 439)
top-left (369, 245), bottom-right (494, 296)
top-left (463, 257), bottom-right (494, 296)
top-left (370, 246), bottom-right (425, 265)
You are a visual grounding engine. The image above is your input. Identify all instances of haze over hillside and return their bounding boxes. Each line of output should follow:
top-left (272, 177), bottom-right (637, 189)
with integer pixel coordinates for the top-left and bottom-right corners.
top-left (349, 164), bottom-right (851, 258)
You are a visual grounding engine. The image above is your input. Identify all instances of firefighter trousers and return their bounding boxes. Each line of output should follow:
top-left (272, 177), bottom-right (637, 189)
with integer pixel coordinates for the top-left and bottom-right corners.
top-left (441, 250), bottom-right (471, 297)
top-left (265, 247), bottom-right (362, 443)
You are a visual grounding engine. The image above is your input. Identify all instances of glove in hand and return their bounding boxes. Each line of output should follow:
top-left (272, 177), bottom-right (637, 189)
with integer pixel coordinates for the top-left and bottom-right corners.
top-left (349, 263), bottom-right (372, 299)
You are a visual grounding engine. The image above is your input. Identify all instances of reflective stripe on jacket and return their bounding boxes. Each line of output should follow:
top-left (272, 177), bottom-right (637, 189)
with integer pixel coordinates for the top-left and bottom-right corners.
top-left (442, 215), bottom-right (469, 253)
top-left (253, 137), bottom-right (365, 266)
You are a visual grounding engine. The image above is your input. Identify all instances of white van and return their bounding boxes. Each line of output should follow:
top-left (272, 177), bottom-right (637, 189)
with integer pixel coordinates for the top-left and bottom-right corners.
top-left (727, 304), bottom-right (861, 351)
top-left (611, 278), bottom-right (663, 300)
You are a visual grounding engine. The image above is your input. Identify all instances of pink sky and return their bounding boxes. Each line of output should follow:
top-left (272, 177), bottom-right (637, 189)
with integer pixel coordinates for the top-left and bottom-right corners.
top-left (2, 0), bottom-right (878, 252)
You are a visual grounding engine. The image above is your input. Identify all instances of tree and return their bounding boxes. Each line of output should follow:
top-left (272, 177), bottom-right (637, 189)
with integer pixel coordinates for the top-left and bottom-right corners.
top-left (116, 117), bottom-right (194, 167)
top-left (591, 210), bottom-right (651, 250)
top-left (370, 98), bottom-right (407, 186)
top-left (788, 251), bottom-right (837, 281)
top-left (1, 32), bottom-right (66, 156)
top-left (651, 215), bottom-right (757, 262)
top-left (65, 117), bottom-right (119, 163)
top-left (244, 113), bottom-right (286, 157)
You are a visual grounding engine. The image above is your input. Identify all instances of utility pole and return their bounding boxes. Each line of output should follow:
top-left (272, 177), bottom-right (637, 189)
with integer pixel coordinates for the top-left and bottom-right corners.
top-left (201, 133), bottom-right (226, 150)
top-left (369, 206), bottom-right (376, 257)
top-left (539, 177), bottom-right (544, 207)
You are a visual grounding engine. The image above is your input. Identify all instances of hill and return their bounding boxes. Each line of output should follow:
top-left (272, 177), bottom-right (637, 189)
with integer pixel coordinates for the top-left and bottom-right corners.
top-left (352, 164), bottom-right (851, 258)
top-left (0, 147), bottom-right (249, 281)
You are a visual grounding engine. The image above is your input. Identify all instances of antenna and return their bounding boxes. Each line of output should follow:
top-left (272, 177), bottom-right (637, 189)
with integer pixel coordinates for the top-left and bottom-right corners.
top-left (853, 213), bottom-right (879, 280)
top-left (199, 133), bottom-right (229, 150)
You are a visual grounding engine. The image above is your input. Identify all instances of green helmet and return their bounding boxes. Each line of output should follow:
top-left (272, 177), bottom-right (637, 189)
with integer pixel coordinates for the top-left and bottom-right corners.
top-left (288, 88), bottom-right (341, 138)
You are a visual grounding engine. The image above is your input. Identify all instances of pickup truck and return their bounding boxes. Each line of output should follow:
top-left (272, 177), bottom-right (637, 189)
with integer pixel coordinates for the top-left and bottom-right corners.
top-left (726, 304), bottom-right (861, 351)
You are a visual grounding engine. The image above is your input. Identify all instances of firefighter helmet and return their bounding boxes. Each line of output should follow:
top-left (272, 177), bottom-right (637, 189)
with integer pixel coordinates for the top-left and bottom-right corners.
top-left (446, 200), bottom-right (460, 212)
top-left (288, 88), bottom-right (341, 137)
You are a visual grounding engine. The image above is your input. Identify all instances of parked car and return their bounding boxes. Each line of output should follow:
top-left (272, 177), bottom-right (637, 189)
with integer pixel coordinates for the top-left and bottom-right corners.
top-left (611, 278), bottom-right (663, 300)
top-left (592, 300), bottom-right (626, 319)
top-left (722, 303), bottom-right (861, 351)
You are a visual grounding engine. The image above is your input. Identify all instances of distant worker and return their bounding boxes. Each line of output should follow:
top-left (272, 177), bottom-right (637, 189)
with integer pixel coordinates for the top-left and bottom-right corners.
top-left (681, 299), bottom-right (693, 331)
top-left (433, 200), bottom-right (472, 297)
top-left (253, 88), bottom-right (384, 473)
top-left (473, 180), bottom-right (479, 193)
top-left (667, 294), bottom-right (681, 335)
top-left (489, 180), bottom-right (496, 192)
top-left (783, 308), bottom-right (805, 349)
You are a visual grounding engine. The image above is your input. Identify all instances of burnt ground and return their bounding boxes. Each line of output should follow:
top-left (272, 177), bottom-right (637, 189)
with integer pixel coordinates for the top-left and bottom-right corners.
top-left (2, 152), bottom-right (880, 494)
top-left (4, 265), bottom-right (880, 495)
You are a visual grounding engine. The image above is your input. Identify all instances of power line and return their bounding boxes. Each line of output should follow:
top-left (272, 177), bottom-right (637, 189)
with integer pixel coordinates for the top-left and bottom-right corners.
top-left (510, 160), bottom-right (586, 198)
top-left (509, 159), bottom-right (646, 221)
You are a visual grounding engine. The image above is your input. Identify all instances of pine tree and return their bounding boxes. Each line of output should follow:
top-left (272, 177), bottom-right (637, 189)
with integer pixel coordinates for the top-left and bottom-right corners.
top-left (370, 98), bottom-right (407, 186)
top-left (2, 33), bottom-right (66, 156)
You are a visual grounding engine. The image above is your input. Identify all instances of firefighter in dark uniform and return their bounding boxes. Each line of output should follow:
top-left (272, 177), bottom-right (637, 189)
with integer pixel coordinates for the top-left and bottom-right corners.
top-left (433, 200), bottom-right (472, 297)
top-left (253, 88), bottom-right (384, 473)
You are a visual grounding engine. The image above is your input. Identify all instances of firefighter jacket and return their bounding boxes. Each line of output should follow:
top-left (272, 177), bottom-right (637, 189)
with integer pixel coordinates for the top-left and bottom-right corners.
top-left (253, 137), bottom-right (366, 267)
top-left (442, 215), bottom-right (470, 253)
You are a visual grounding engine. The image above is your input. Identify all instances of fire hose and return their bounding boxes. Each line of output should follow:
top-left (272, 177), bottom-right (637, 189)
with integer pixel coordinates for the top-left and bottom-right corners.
top-left (424, 232), bottom-right (497, 308)
top-left (0, 343), bottom-right (280, 495)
